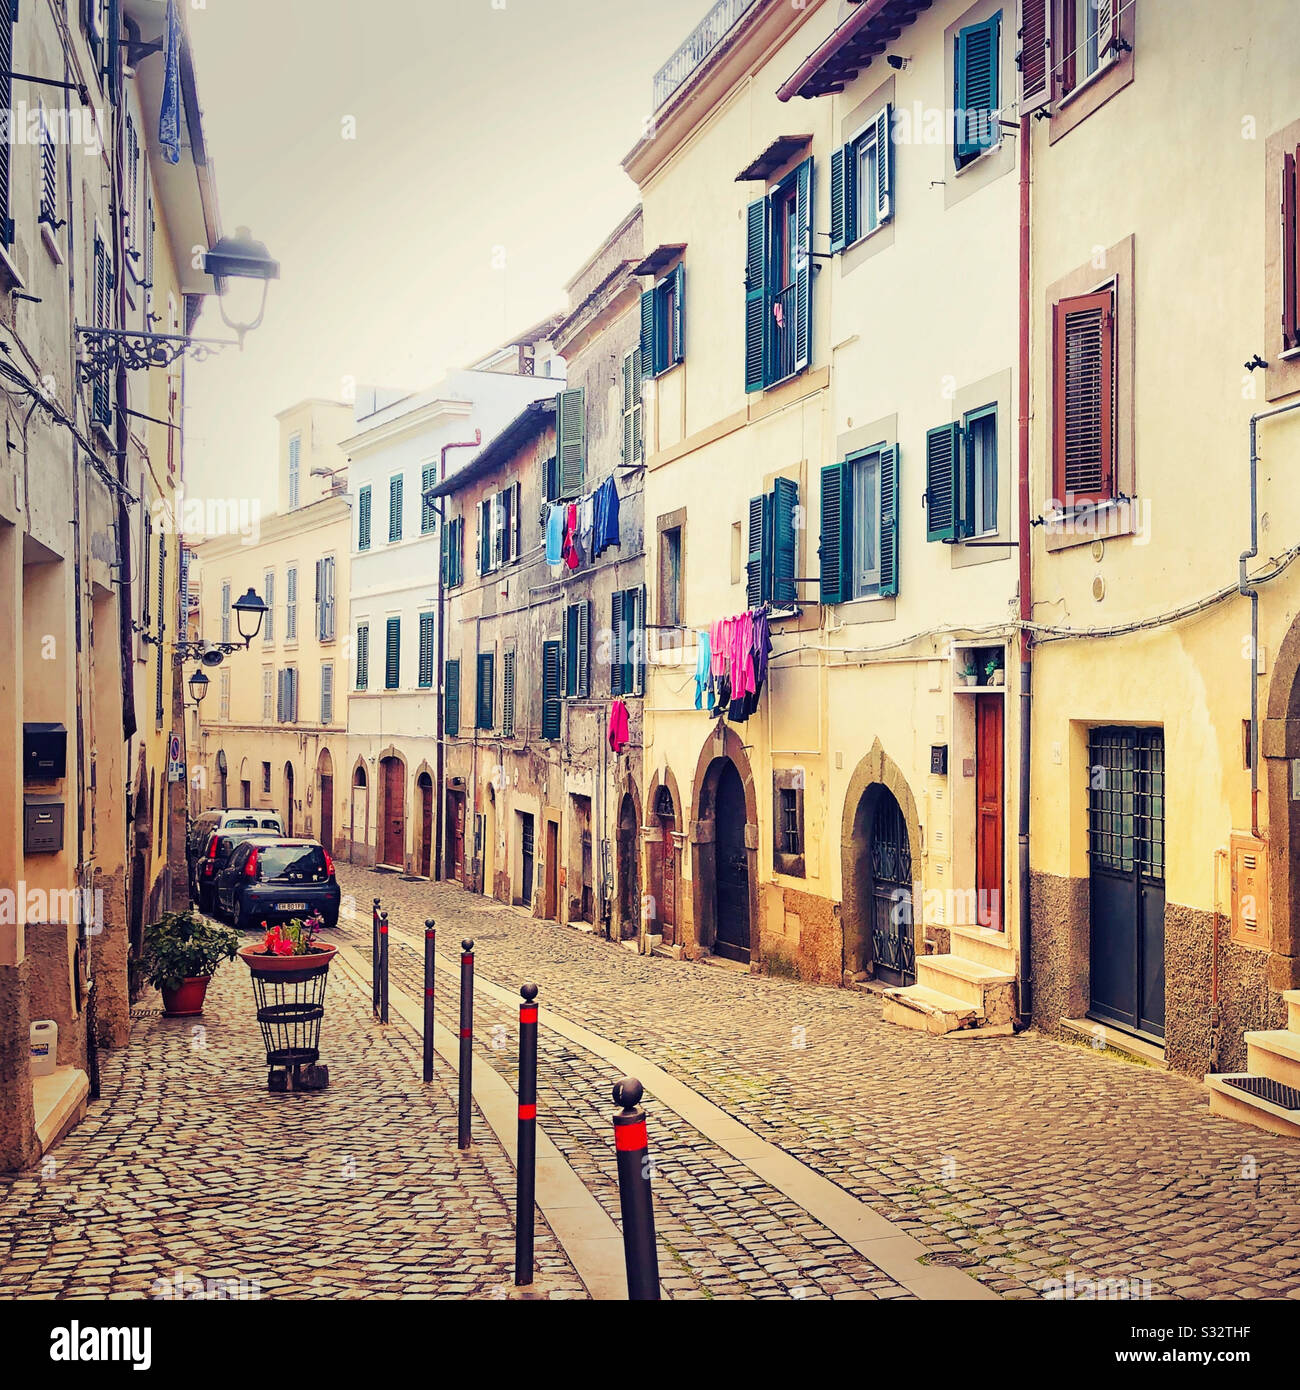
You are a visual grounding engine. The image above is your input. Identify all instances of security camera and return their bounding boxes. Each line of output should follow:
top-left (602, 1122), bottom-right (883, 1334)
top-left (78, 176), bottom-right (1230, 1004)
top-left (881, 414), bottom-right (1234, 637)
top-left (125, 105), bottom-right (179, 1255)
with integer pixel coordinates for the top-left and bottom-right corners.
top-left (886, 54), bottom-right (910, 70)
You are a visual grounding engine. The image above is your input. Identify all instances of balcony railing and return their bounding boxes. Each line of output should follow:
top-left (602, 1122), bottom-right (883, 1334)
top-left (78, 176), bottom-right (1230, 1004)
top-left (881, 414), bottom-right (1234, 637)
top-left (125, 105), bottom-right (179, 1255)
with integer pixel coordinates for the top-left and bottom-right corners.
top-left (768, 282), bottom-right (798, 386)
top-left (653, 0), bottom-right (761, 110)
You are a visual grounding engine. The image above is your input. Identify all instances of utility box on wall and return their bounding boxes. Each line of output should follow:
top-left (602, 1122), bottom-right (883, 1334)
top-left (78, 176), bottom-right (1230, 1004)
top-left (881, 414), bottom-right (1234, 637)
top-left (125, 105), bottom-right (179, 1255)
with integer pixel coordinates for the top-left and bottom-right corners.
top-left (24, 797), bottom-right (65, 855)
top-left (23, 723), bottom-right (67, 781)
top-left (1230, 832), bottom-right (1270, 950)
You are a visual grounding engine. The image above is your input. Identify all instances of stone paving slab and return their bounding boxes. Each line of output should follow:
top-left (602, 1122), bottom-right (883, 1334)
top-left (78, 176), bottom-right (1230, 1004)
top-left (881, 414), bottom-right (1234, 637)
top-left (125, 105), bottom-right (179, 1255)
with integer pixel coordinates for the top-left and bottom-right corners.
top-left (0, 948), bottom-right (584, 1300)
top-left (342, 866), bottom-right (1300, 1302)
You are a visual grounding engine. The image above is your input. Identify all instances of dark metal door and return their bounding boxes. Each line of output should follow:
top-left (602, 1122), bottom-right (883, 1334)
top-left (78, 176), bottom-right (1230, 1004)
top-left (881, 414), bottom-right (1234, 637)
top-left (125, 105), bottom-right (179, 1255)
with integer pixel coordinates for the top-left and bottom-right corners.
top-left (319, 774), bottom-right (334, 857)
top-left (870, 790), bottom-right (914, 986)
top-left (1088, 727), bottom-right (1165, 1037)
top-left (714, 761), bottom-right (750, 963)
top-left (520, 813), bottom-right (535, 907)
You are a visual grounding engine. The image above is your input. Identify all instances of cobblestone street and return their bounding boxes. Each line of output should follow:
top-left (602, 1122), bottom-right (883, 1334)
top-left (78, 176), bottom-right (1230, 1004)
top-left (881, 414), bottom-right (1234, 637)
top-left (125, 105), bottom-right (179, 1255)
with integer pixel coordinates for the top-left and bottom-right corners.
top-left (338, 865), bottom-right (1300, 1302)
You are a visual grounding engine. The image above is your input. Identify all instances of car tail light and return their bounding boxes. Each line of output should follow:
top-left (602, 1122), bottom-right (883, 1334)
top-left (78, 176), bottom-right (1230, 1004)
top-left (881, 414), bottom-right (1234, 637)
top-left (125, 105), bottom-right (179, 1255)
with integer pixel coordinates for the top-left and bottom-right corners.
top-left (244, 849), bottom-right (259, 879)
top-left (324, 850), bottom-right (335, 878)
top-left (206, 837), bottom-right (218, 859)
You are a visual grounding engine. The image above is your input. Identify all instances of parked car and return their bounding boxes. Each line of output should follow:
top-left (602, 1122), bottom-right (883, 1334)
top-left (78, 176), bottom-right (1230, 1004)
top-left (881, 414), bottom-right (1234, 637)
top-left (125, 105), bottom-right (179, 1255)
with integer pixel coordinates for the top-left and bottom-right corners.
top-left (187, 809), bottom-right (284, 908)
top-left (212, 838), bottom-right (341, 932)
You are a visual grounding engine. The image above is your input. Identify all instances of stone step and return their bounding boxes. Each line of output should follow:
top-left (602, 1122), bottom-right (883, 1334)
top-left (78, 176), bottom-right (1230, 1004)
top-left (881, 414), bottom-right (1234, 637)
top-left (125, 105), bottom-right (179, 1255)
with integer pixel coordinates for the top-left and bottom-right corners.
top-left (916, 953), bottom-right (1015, 1011)
top-left (1286, 989), bottom-right (1300, 1033)
top-left (1246, 1030), bottom-right (1300, 1090)
top-left (948, 924), bottom-right (1017, 973)
top-left (1205, 1072), bottom-right (1300, 1139)
top-left (881, 983), bottom-right (979, 1036)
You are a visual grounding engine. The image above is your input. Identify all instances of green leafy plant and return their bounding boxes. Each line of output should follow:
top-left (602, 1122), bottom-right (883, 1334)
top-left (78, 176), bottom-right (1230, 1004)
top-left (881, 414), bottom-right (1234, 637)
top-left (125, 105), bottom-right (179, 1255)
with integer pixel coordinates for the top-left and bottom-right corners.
top-left (141, 910), bottom-right (240, 991)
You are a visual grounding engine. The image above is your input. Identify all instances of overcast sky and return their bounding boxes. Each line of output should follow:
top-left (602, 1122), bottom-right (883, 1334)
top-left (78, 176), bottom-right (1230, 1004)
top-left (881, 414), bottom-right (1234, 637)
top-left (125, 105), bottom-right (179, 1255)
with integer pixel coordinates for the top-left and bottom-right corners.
top-left (183, 0), bottom-right (712, 509)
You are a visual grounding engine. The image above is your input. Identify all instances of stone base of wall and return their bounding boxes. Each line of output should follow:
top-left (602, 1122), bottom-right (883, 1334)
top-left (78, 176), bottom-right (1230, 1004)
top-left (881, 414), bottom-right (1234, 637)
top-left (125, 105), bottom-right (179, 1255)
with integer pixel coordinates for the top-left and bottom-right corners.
top-left (1030, 869), bottom-right (1285, 1076)
top-left (0, 959), bottom-right (40, 1171)
top-left (757, 884), bottom-right (842, 987)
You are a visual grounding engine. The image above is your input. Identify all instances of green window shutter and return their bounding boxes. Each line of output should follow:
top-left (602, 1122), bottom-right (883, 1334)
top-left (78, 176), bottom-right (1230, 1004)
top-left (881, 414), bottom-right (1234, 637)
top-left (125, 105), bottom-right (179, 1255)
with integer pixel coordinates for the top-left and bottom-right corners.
top-left (418, 611), bottom-right (435, 687)
top-left (385, 616), bottom-right (401, 689)
top-left (477, 652), bottom-right (494, 729)
top-left (610, 590), bottom-right (626, 697)
top-left (746, 492), bottom-right (773, 608)
top-left (358, 485), bottom-right (371, 550)
top-left (878, 445), bottom-right (900, 597)
top-left (640, 290), bottom-right (656, 380)
top-left (320, 663), bottom-right (333, 725)
top-left (631, 586), bottom-right (646, 695)
top-left (955, 15), bottom-right (1000, 165)
top-left (925, 422), bottom-right (962, 542)
top-left (541, 641), bottom-right (562, 739)
top-left (819, 463), bottom-right (851, 604)
top-left (421, 465), bottom-right (436, 533)
top-left (389, 475), bottom-right (403, 543)
top-left (452, 517), bottom-right (463, 587)
top-left (744, 197), bottom-right (767, 393)
top-left (621, 351), bottom-right (635, 464)
top-left (874, 104), bottom-right (893, 225)
top-left (556, 387), bottom-right (586, 497)
top-left (502, 649), bottom-right (516, 738)
top-left (793, 157), bottom-right (813, 375)
top-left (577, 599), bottom-right (590, 698)
top-left (671, 263), bottom-right (685, 366)
top-left (440, 514), bottom-right (450, 584)
top-left (829, 145), bottom-right (848, 253)
top-left (445, 658), bottom-right (460, 736)
top-left (356, 624), bottom-right (369, 691)
top-left (772, 477), bottom-right (798, 604)
top-left (564, 602), bottom-right (578, 697)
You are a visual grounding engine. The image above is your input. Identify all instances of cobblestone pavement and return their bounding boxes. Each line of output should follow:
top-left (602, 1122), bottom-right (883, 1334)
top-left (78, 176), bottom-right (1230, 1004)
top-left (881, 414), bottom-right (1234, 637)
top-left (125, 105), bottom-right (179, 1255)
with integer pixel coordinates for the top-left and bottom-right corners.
top-left (342, 866), bottom-right (1300, 1302)
top-left (0, 949), bottom-right (584, 1300)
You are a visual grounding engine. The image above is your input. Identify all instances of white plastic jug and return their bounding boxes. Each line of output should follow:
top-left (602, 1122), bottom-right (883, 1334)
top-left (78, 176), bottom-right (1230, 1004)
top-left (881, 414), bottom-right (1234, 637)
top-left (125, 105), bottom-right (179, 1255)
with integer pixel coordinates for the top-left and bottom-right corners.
top-left (29, 1020), bottom-right (57, 1076)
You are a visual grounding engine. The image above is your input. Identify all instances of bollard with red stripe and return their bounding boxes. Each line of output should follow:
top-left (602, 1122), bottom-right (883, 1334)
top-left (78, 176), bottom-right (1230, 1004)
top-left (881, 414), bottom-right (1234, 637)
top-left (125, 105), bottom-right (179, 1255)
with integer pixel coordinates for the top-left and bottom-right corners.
top-left (457, 939), bottom-right (475, 1150)
top-left (422, 919), bottom-right (436, 1083)
top-left (515, 981), bottom-right (539, 1286)
top-left (612, 1077), bottom-right (661, 1300)
top-left (371, 898), bottom-right (381, 1017)
top-left (378, 911), bottom-right (390, 1025)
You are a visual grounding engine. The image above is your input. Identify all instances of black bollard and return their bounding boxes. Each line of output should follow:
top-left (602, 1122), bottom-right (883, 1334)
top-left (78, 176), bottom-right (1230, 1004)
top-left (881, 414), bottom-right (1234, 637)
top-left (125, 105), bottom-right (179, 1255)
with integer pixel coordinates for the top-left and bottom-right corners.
top-left (422, 920), bottom-right (436, 1083)
top-left (457, 939), bottom-right (475, 1149)
top-left (378, 911), bottom-right (390, 1025)
top-left (612, 1077), bottom-right (661, 1300)
top-left (371, 898), bottom-right (381, 1017)
top-left (515, 982), bottom-right (539, 1286)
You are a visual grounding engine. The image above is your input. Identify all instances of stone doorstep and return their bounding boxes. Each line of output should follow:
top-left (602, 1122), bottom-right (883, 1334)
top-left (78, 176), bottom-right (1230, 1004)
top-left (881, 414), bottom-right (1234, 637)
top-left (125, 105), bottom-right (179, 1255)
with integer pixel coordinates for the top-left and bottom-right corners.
top-left (1059, 1017), bottom-right (1168, 1069)
top-left (1246, 1030), bottom-right (1300, 1089)
top-left (881, 984), bottom-right (978, 1036)
top-left (1204, 1073), bottom-right (1300, 1140)
top-left (947, 924), bottom-right (1018, 973)
top-left (32, 1066), bottom-right (90, 1155)
top-left (915, 954), bottom-right (1015, 1011)
top-left (1285, 990), bottom-right (1300, 1032)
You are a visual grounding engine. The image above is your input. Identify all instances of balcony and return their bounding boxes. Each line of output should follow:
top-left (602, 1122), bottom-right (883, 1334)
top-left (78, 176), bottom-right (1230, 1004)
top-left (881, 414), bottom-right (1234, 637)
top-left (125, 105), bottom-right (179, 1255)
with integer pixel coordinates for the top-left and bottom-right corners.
top-left (653, 0), bottom-right (761, 110)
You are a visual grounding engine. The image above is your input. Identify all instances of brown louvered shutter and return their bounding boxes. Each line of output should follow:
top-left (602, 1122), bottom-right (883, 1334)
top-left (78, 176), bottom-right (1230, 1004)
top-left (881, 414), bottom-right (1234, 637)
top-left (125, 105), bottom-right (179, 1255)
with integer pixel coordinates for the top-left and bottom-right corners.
top-left (1053, 289), bottom-right (1115, 505)
top-left (1284, 149), bottom-right (1300, 352)
top-left (1017, 0), bottom-right (1051, 114)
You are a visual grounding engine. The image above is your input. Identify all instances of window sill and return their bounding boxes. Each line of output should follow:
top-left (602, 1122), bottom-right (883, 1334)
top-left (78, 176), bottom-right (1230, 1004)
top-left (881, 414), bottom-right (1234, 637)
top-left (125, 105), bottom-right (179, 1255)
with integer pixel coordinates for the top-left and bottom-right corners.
top-left (844, 217), bottom-right (891, 252)
top-left (1056, 54), bottom-right (1117, 109)
top-left (40, 223), bottom-right (64, 267)
top-left (1042, 497), bottom-right (1141, 552)
top-left (834, 594), bottom-right (896, 625)
top-left (0, 242), bottom-right (23, 291)
top-left (953, 139), bottom-right (1001, 177)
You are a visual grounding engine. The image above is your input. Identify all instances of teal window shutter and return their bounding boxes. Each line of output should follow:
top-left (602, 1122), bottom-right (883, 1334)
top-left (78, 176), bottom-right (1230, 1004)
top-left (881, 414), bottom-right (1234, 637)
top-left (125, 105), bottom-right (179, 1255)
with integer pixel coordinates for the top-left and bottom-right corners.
top-left (744, 197), bottom-right (767, 393)
top-left (577, 599), bottom-right (590, 698)
top-left (829, 145), bottom-right (847, 253)
top-left (358, 485), bottom-right (371, 550)
top-left (746, 492), bottom-right (773, 607)
top-left (925, 422), bottom-right (962, 542)
top-left (418, 611), bottom-right (435, 687)
top-left (671, 263), bottom-right (685, 367)
top-left (793, 157), bottom-right (813, 375)
top-left (564, 603), bottom-right (578, 697)
top-left (611, 591), bottom-right (626, 697)
top-left (772, 477), bottom-right (798, 604)
top-left (385, 615), bottom-right (401, 689)
top-left (445, 658), bottom-right (460, 736)
top-left (476, 652), bottom-right (494, 729)
top-left (878, 445), bottom-right (900, 597)
top-left (388, 475), bottom-right (403, 542)
top-left (556, 387), bottom-right (586, 497)
top-left (874, 104), bottom-right (893, 225)
top-left (440, 515), bottom-right (450, 584)
top-left (818, 463), bottom-right (851, 604)
top-left (955, 14), bottom-right (1000, 166)
top-left (640, 290), bottom-right (656, 379)
top-left (421, 465), bottom-right (436, 533)
top-left (502, 649), bottom-right (516, 738)
top-left (453, 517), bottom-right (463, 587)
top-left (541, 642), bottom-right (562, 738)
top-left (630, 587), bottom-right (646, 695)
top-left (355, 623), bottom-right (369, 691)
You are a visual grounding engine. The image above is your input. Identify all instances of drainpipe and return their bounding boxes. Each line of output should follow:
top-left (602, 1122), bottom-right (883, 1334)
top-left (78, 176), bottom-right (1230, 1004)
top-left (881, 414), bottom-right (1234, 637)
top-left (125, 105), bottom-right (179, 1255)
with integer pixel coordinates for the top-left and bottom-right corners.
top-left (433, 432), bottom-right (481, 882)
top-left (1240, 399), bottom-right (1300, 838)
top-left (1211, 846), bottom-right (1226, 1071)
top-left (1015, 113), bottom-right (1033, 1028)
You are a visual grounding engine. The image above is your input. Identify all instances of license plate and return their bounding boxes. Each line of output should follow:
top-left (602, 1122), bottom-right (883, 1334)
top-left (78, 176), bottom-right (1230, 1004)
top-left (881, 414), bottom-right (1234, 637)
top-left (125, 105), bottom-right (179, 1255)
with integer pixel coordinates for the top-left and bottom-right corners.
top-left (278, 902), bottom-right (307, 911)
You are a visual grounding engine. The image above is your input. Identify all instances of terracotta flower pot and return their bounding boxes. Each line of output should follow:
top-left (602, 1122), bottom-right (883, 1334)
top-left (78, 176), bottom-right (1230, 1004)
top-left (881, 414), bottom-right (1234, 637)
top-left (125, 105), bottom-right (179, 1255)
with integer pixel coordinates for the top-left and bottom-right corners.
top-left (237, 943), bottom-right (337, 975)
top-left (161, 975), bottom-right (211, 1017)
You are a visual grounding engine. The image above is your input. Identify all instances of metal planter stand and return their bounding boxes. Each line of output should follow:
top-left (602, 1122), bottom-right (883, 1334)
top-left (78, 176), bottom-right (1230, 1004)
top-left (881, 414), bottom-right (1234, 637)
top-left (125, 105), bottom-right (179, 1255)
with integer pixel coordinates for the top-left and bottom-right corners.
top-left (241, 949), bottom-right (334, 1092)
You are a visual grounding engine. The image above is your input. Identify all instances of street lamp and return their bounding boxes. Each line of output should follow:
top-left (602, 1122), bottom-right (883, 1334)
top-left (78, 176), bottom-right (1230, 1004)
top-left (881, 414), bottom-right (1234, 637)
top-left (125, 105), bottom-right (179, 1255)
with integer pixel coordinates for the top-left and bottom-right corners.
top-left (187, 668), bottom-right (210, 705)
top-left (232, 588), bottom-right (269, 645)
top-left (204, 227), bottom-right (281, 346)
top-left (171, 587), bottom-right (269, 665)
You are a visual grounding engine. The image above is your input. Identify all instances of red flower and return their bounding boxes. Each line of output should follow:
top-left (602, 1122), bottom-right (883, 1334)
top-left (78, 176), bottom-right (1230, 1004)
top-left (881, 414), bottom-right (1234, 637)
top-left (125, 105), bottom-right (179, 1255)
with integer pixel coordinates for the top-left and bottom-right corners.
top-left (272, 937), bottom-right (295, 956)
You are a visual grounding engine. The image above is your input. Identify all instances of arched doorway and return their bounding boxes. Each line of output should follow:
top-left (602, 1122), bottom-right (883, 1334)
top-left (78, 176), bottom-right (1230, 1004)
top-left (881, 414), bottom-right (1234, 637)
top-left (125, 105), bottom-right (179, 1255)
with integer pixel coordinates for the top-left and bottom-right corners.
top-left (380, 756), bottom-right (405, 868)
top-left (351, 763), bottom-right (369, 864)
top-left (648, 782), bottom-right (678, 945)
top-left (483, 785), bottom-right (496, 898)
top-left (418, 771), bottom-right (434, 879)
top-left (847, 783), bottom-right (915, 986)
top-left (284, 762), bottom-right (295, 837)
top-left (617, 792), bottom-right (640, 941)
top-left (691, 729), bottom-right (759, 965)
top-left (129, 773), bottom-right (151, 952)
top-left (317, 749), bottom-right (334, 855)
top-left (714, 762), bottom-right (750, 962)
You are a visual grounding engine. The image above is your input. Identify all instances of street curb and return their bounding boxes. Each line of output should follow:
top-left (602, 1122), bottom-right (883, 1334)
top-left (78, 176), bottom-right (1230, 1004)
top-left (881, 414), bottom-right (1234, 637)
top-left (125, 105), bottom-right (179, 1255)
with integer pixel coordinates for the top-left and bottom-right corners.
top-left (332, 941), bottom-right (630, 1301)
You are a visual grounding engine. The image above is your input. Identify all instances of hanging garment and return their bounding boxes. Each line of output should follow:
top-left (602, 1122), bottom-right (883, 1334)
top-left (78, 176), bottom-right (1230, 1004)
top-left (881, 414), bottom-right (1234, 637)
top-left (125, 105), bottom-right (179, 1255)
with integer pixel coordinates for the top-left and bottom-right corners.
top-left (579, 493), bottom-right (596, 557)
top-left (710, 618), bottom-right (727, 680)
top-left (608, 698), bottom-right (630, 753)
top-left (593, 476), bottom-right (622, 556)
top-left (694, 630), bottom-right (712, 710)
top-left (562, 502), bottom-right (581, 570)
top-left (545, 505), bottom-right (565, 567)
top-left (729, 610), bottom-right (755, 701)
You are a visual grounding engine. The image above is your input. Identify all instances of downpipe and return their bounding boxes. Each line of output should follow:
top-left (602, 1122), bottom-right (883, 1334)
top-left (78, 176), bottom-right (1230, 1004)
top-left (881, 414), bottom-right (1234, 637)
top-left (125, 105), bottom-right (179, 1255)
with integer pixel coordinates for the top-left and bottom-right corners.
top-left (1015, 113), bottom-right (1033, 1030)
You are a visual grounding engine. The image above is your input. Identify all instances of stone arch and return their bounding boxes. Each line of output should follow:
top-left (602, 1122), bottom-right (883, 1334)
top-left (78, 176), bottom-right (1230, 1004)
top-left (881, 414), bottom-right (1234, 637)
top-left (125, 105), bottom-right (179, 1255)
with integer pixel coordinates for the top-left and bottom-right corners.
top-left (1263, 612), bottom-right (1300, 990)
top-left (415, 764), bottom-right (436, 880)
top-left (348, 756), bottom-right (371, 866)
top-left (644, 766), bottom-right (683, 947)
top-left (689, 724), bottom-right (760, 964)
top-left (316, 747), bottom-right (335, 855)
top-left (612, 766), bottom-right (643, 942)
top-left (840, 739), bottom-right (924, 981)
top-left (377, 748), bottom-right (408, 869)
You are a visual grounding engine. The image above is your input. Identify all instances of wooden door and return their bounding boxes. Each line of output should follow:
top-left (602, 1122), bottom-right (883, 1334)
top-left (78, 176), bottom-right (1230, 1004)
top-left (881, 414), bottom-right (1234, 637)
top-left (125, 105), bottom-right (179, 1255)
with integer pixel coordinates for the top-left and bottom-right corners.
top-left (382, 759), bottom-right (404, 867)
top-left (447, 791), bottom-right (465, 882)
top-left (975, 695), bottom-right (1004, 930)
top-left (419, 777), bottom-right (433, 877)
top-left (544, 819), bottom-right (558, 920)
top-left (319, 774), bottom-right (334, 855)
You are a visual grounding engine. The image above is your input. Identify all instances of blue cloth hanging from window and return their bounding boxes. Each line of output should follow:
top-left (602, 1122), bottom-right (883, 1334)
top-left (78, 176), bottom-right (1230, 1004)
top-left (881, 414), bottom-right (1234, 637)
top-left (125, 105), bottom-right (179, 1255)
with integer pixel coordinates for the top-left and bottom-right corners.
top-left (545, 504), bottom-right (565, 566)
top-left (159, 0), bottom-right (183, 165)
top-left (592, 476), bottom-right (621, 556)
top-left (694, 630), bottom-right (712, 710)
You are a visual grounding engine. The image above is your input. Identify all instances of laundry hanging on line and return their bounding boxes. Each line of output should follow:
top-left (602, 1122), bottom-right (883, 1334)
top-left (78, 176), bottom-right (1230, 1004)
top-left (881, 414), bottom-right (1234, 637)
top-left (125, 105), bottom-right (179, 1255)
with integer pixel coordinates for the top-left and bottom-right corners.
top-left (545, 475), bottom-right (621, 575)
top-left (699, 607), bottom-right (772, 724)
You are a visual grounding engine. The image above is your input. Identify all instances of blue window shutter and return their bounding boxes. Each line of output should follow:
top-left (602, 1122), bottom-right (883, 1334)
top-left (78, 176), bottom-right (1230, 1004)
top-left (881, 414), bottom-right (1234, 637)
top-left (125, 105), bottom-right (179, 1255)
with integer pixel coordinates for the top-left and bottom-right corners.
top-left (875, 104), bottom-right (893, 225)
top-left (746, 492), bottom-right (773, 608)
top-left (955, 15), bottom-right (1000, 165)
top-left (672, 263), bottom-right (685, 366)
top-left (829, 145), bottom-right (847, 253)
top-left (541, 642), bottom-right (562, 738)
top-left (445, 659), bottom-right (460, 736)
top-left (879, 445), bottom-right (900, 597)
top-left (772, 477), bottom-right (798, 604)
top-left (358, 485), bottom-right (371, 550)
top-left (925, 422), bottom-right (962, 542)
top-left (793, 157), bottom-right (813, 375)
top-left (640, 290), bottom-right (656, 380)
top-left (744, 197), bottom-right (767, 393)
top-left (819, 463), bottom-right (851, 604)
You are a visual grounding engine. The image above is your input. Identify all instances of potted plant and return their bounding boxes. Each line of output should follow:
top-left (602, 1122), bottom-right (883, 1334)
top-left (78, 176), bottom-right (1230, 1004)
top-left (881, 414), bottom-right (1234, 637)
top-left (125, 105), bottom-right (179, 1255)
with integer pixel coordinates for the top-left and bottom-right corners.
top-left (957, 652), bottom-right (978, 687)
top-left (237, 913), bottom-right (336, 973)
top-left (142, 910), bottom-right (241, 1017)
top-left (985, 653), bottom-right (1005, 686)
top-left (239, 914), bottom-right (335, 1092)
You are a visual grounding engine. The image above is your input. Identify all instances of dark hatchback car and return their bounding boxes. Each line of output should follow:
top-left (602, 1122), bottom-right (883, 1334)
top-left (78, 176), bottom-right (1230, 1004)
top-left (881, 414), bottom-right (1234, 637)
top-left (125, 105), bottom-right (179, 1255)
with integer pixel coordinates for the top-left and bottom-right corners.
top-left (212, 838), bottom-right (341, 931)
top-left (188, 811), bottom-right (284, 910)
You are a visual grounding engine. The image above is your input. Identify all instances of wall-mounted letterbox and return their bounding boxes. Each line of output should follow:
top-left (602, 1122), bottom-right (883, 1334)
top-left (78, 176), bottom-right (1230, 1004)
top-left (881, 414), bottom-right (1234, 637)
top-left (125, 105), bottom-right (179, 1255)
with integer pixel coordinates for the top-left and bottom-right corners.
top-left (24, 723), bottom-right (67, 782)
top-left (24, 796), bottom-right (65, 855)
